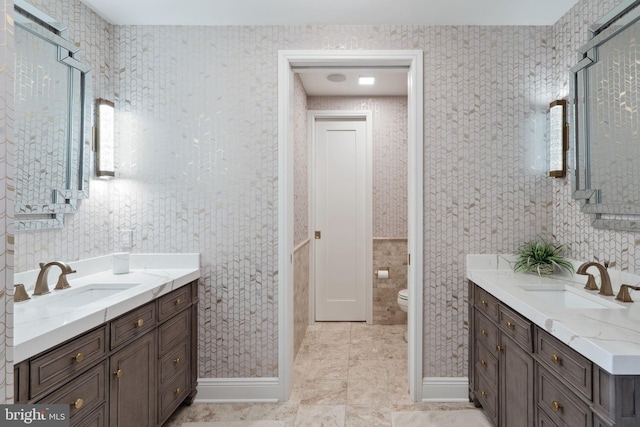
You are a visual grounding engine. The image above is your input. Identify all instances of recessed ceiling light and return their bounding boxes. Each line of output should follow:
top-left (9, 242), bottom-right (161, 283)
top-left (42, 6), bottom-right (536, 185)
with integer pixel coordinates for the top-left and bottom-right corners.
top-left (327, 73), bottom-right (347, 83)
top-left (359, 76), bottom-right (375, 85)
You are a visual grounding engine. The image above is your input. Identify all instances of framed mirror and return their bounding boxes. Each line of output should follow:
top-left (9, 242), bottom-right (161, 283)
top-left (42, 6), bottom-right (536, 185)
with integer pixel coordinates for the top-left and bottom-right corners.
top-left (13, 0), bottom-right (92, 231)
top-left (572, 0), bottom-right (640, 231)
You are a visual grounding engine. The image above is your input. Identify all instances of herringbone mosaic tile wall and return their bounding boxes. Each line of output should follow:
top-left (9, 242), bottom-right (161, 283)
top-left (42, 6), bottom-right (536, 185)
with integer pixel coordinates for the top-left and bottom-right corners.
top-left (8, 0), bottom-right (632, 383)
top-left (1, 0), bottom-right (15, 404)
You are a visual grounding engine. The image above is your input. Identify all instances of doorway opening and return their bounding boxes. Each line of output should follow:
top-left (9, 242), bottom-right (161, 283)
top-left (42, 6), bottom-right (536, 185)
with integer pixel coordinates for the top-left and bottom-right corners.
top-left (278, 50), bottom-right (424, 402)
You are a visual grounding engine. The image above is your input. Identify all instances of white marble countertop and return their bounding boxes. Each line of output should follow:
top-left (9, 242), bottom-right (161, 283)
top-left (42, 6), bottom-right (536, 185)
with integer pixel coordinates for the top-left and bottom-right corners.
top-left (467, 254), bottom-right (640, 375)
top-left (13, 253), bottom-right (200, 363)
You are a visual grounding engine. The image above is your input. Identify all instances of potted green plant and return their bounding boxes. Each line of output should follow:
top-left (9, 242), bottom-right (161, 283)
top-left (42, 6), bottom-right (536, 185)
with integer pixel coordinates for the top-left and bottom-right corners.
top-left (513, 240), bottom-right (574, 276)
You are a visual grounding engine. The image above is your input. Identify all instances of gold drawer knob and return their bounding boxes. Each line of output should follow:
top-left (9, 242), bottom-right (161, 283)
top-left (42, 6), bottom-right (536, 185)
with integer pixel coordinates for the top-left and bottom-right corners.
top-left (496, 345), bottom-right (503, 353)
top-left (551, 401), bottom-right (563, 412)
top-left (174, 358), bottom-right (182, 365)
top-left (136, 319), bottom-right (144, 327)
top-left (175, 387), bottom-right (183, 395)
top-left (480, 391), bottom-right (487, 397)
top-left (175, 298), bottom-right (183, 305)
top-left (480, 300), bottom-right (488, 306)
top-left (73, 398), bottom-right (84, 409)
top-left (74, 353), bottom-right (85, 363)
top-left (480, 329), bottom-right (488, 336)
top-left (551, 354), bottom-right (562, 364)
top-left (506, 321), bottom-right (514, 329)
top-left (114, 369), bottom-right (123, 378)
top-left (480, 359), bottom-right (487, 367)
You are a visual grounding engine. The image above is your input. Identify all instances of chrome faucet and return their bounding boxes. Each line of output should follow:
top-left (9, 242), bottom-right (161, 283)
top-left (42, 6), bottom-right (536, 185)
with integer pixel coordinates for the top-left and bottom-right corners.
top-left (33, 261), bottom-right (76, 296)
top-left (576, 261), bottom-right (614, 296)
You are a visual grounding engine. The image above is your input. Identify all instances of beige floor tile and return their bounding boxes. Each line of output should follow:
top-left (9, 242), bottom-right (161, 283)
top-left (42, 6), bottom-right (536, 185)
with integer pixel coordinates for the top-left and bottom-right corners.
top-left (346, 378), bottom-right (389, 406)
top-left (316, 322), bottom-right (352, 333)
top-left (345, 404), bottom-right (392, 427)
top-left (348, 358), bottom-right (388, 381)
top-left (167, 323), bottom-right (429, 427)
top-left (294, 357), bottom-right (350, 380)
top-left (349, 340), bottom-right (385, 360)
top-left (290, 379), bottom-right (348, 405)
top-left (243, 403), bottom-right (299, 422)
top-left (298, 341), bottom-right (351, 360)
top-left (383, 342), bottom-right (407, 360)
top-left (294, 404), bottom-right (346, 427)
top-left (385, 359), bottom-right (408, 379)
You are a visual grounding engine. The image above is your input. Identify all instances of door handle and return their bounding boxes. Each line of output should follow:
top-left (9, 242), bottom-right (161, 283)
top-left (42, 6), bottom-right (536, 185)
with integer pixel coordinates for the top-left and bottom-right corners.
top-left (315, 231), bottom-right (321, 239)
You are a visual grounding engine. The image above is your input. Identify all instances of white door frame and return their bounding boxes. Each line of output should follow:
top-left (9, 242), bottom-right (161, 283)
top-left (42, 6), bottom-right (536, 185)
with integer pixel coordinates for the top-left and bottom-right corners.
top-left (308, 111), bottom-right (373, 325)
top-left (277, 49), bottom-right (424, 401)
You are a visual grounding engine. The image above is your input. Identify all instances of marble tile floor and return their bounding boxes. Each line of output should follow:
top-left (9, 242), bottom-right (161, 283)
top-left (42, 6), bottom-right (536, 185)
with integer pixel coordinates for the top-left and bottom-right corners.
top-left (165, 322), bottom-right (474, 427)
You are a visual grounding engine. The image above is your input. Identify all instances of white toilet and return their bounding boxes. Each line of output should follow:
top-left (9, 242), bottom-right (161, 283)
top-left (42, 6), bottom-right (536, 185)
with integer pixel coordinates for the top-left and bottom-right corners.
top-left (397, 288), bottom-right (408, 342)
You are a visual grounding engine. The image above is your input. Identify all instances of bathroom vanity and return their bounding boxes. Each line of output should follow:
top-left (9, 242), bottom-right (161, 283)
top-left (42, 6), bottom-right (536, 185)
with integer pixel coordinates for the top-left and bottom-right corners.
top-left (12, 254), bottom-right (200, 427)
top-left (467, 255), bottom-right (640, 427)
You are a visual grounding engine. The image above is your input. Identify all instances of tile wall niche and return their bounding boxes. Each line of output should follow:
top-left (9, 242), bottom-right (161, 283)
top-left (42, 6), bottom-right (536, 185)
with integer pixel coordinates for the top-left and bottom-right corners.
top-left (9, 0), bottom-right (625, 384)
top-left (0, 0), bottom-right (14, 404)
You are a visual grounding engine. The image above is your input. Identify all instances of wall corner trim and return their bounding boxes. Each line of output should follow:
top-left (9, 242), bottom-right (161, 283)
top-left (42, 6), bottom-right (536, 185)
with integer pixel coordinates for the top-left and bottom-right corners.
top-left (421, 377), bottom-right (469, 402)
top-left (196, 377), bottom-right (281, 402)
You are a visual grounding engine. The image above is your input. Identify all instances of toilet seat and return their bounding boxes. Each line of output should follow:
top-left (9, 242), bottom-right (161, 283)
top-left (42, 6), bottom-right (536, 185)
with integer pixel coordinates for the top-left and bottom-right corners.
top-left (397, 289), bottom-right (408, 311)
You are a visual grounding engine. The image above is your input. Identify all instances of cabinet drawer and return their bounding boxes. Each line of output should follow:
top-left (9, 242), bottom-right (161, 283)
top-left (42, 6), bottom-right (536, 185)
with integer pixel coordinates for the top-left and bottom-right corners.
top-left (158, 309), bottom-right (190, 355)
top-left (158, 285), bottom-right (192, 322)
top-left (475, 370), bottom-right (498, 426)
top-left (475, 312), bottom-right (499, 351)
top-left (159, 338), bottom-right (190, 385)
top-left (537, 406), bottom-right (559, 427)
top-left (475, 342), bottom-right (498, 386)
top-left (30, 326), bottom-right (107, 399)
top-left (499, 304), bottom-right (533, 352)
top-left (475, 287), bottom-right (500, 322)
top-left (110, 302), bottom-right (156, 349)
top-left (158, 368), bottom-right (190, 424)
top-left (36, 361), bottom-right (107, 422)
top-left (536, 328), bottom-right (592, 400)
top-left (72, 405), bottom-right (106, 427)
top-left (537, 365), bottom-right (591, 427)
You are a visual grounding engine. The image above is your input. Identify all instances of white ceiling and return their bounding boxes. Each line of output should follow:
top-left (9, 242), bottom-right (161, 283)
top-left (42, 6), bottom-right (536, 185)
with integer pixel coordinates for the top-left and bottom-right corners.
top-left (77, 0), bottom-right (580, 96)
top-left (80, 0), bottom-right (580, 26)
top-left (298, 68), bottom-right (408, 96)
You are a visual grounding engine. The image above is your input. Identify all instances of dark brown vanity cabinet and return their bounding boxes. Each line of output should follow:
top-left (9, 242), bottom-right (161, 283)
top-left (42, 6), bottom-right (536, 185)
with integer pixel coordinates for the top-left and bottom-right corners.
top-left (14, 281), bottom-right (198, 427)
top-left (469, 281), bottom-right (640, 427)
top-left (471, 285), bottom-right (535, 427)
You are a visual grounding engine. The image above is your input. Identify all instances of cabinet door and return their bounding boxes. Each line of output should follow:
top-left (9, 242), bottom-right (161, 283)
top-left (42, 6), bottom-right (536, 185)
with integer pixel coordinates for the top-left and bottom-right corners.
top-left (109, 332), bottom-right (156, 427)
top-left (500, 334), bottom-right (535, 427)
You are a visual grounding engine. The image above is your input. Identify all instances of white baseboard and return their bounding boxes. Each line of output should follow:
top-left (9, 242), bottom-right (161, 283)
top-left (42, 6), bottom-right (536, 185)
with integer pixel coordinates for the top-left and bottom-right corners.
top-left (422, 377), bottom-right (470, 402)
top-left (196, 377), bottom-right (281, 402)
top-left (196, 376), bottom-right (468, 403)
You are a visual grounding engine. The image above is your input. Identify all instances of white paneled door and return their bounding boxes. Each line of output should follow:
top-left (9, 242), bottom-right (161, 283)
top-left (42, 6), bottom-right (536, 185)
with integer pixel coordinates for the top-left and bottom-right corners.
top-left (314, 118), bottom-right (368, 321)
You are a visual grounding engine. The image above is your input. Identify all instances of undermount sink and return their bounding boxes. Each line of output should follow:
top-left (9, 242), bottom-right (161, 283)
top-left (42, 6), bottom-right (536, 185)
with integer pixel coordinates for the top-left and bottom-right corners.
top-left (518, 284), bottom-right (625, 309)
top-left (34, 283), bottom-right (142, 307)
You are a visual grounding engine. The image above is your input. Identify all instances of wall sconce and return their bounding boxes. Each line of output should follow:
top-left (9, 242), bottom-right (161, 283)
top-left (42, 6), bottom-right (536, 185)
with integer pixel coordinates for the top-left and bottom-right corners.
top-left (95, 98), bottom-right (115, 178)
top-left (549, 99), bottom-right (568, 178)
